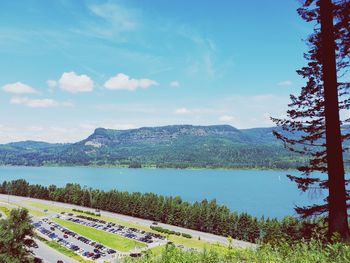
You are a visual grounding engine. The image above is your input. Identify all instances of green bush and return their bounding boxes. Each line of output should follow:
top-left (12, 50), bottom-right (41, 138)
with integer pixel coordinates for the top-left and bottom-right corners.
top-left (150, 225), bottom-right (191, 238)
top-left (181, 233), bottom-right (192, 239)
top-left (72, 208), bottom-right (101, 217)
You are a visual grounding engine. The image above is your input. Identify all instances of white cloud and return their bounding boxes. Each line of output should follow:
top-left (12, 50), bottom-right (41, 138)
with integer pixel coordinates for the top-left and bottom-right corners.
top-left (2, 82), bottom-right (38, 94)
top-left (58, 72), bottom-right (94, 93)
top-left (47, 80), bottom-right (57, 89)
top-left (219, 115), bottom-right (235, 122)
top-left (175, 107), bottom-right (191, 114)
top-left (170, 81), bottom-right (180, 88)
top-left (277, 80), bottom-right (293, 86)
top-left (104, 73), bottom-right (158, 91)
top-left (10, 96), bottom-right (73, 108)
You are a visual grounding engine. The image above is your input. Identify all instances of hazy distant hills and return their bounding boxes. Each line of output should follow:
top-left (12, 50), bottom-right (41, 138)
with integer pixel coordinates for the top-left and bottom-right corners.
top-left (0, 125), bottom-right (306, 169)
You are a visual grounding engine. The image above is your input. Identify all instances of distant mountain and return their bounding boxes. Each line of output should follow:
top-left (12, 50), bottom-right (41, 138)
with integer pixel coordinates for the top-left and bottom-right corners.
top-left (7, 140), bottom-right (64, 150)
top-left (0, 125), bottom-right (306, 169)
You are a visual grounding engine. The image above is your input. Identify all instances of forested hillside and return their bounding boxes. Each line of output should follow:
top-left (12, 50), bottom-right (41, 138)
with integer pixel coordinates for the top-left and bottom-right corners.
top-left (0, 125), bottom-right (306, 169)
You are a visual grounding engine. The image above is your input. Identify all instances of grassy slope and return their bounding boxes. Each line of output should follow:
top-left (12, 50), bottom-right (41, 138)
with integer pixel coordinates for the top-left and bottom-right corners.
top-left (53, 217), bottom-right (146, 252)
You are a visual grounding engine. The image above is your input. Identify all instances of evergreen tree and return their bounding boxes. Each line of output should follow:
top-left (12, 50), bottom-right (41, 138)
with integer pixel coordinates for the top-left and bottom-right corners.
top-left (0, 208), bottom-right (36, 263)
top-left (272, 0), bottom-right (350, 240)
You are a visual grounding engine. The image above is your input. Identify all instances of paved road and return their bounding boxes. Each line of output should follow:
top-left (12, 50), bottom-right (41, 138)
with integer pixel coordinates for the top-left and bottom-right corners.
top-left (33, 239), bottom-right (78, 263)
top-left (0, 194), bottom-right (256, 249)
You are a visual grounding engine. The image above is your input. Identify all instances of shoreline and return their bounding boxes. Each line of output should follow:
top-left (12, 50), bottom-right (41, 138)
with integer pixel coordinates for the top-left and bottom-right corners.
top-left (0, 164), bottom-right (299, 172)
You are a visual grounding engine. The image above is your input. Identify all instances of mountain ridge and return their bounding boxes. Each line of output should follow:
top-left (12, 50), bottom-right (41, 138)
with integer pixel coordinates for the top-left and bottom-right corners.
top-left (0, 124), bottom-right (304, 169)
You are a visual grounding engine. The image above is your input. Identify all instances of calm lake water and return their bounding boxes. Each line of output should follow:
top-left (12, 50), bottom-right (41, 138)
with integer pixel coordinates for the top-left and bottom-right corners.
top-left (0, 166), bottom-right (326, 219)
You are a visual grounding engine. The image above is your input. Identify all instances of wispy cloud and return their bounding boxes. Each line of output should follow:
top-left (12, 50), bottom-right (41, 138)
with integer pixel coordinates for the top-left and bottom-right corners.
top-left (47, 80), bottom-right (57, 89)
top-left (10, 96), bottom-right (73, 108)
top-left (177, 26), bottom-right (218, 78)
top-left (277, 80), bottom-right (293, 86)
top-left (175, 107), bottom-right (191, 114)
top-left (170, 81), bottom-right (180, 88)
top-left (85, 2), bottom-right (140, 39)
top-left (219, 115), bottom-right (235, 122)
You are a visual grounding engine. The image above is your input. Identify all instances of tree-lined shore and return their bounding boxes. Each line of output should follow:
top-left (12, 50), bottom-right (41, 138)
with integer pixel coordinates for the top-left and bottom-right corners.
top-left (0, 179), bottom-right (326, 244)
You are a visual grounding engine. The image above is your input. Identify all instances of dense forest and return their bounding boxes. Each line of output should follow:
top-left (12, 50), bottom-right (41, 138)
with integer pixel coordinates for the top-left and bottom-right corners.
top-left (0, 125), bottom-right (308, 169)
top-left (0, 179), bottom-right (326, 244)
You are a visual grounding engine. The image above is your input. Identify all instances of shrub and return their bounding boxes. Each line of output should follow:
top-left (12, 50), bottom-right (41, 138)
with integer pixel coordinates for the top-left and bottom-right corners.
top-left (181, 233), bottom-right (192, 239)
top-left (72, 208), bottom-right (101, 217)
top-left (150, 226), bottom-right (190, 238)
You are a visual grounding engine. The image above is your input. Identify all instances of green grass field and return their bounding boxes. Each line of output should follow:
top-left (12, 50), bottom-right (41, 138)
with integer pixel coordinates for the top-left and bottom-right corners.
top-left (52, 217), bottom-right (146, 252)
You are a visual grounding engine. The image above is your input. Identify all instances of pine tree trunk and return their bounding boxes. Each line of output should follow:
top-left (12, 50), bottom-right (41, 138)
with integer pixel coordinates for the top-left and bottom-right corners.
top-left (319, 0), bottom-right (350, 241)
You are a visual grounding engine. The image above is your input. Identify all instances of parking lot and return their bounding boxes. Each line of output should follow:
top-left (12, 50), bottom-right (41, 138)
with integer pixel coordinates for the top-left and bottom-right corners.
top-left (58, 212), bottom-right (166, 245)
top-left (32, 217), bottom-right (118, 261)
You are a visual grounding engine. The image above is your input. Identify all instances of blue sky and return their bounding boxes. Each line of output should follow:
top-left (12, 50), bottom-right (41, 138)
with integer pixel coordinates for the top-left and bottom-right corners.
top-left (0, 0), bottom-right (311, 143)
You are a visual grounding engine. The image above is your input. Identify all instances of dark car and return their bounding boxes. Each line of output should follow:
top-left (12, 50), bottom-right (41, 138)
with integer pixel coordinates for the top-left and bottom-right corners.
top-left (130, 253), bottom-right (142, 257)
top-left (107, 249), bottom-right (116, 254)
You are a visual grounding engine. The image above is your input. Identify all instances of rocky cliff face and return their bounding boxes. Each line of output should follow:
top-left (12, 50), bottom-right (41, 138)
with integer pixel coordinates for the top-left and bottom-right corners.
top-left (83, 125), bottom-right (248, 147)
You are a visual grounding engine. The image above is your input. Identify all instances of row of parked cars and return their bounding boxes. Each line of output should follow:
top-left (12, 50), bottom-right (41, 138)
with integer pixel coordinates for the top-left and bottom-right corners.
top-left (33, 218), bottom-right (116, 260)
top-left (59, 212), bottom-right (166, 245)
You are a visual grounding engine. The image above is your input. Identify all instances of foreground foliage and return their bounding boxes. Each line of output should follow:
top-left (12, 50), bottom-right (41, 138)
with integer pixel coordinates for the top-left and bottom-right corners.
top-left (0, 208), bottom-right (36, 263)
top-left (124, 239), bottom-right (350, 263)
